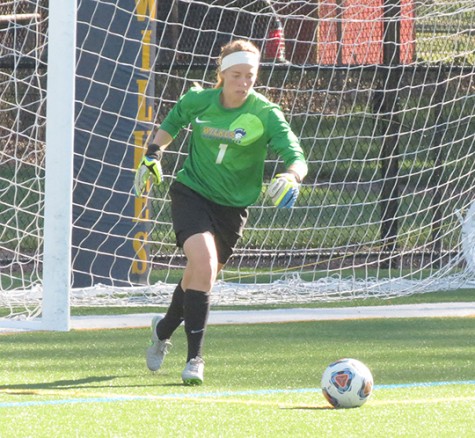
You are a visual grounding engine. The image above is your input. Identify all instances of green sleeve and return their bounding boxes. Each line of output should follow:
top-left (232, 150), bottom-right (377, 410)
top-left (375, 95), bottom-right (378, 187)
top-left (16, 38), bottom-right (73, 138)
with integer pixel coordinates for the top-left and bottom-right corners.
top-left (267, 108), bottom-right (308, 175)
top-left (159, 87), bottom-right (202, 138)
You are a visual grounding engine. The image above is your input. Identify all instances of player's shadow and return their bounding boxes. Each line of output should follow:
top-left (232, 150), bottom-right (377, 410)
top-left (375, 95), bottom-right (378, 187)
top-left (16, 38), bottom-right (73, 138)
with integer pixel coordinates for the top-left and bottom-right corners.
top-left (0, 376), bottom-right (123, 392)
top-left (0, 375), bottom-right (190, 392)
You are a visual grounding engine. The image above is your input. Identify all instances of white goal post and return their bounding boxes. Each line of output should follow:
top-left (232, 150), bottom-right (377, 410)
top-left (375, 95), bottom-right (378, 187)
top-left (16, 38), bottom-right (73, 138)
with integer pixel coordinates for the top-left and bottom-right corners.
top-left (41, 0), bottom-right (76, 331)
top-left (1, 0), bottom-right (76, 331)
top-left (1, 0), bottom-right (475, 330)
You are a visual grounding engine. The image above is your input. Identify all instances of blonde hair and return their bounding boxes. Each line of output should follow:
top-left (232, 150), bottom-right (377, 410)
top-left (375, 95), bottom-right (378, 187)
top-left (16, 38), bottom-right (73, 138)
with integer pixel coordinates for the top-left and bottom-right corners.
top-left (215, 40), bottom-right (260, 88)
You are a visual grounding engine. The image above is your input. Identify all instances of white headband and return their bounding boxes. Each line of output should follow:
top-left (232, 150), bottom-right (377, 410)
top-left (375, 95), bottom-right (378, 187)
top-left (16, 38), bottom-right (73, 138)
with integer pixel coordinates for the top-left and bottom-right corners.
top-left (220, 51), bottom-right (260, 71)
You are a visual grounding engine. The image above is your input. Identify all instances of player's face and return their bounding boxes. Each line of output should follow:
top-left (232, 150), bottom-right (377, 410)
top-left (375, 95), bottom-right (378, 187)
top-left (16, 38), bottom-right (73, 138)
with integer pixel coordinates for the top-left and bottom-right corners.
top-left (220, 64), bottom-right (258, 108)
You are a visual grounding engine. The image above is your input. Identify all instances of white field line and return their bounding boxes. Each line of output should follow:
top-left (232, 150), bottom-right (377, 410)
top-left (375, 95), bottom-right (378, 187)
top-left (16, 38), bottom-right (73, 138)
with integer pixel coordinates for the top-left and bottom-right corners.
top-left (69, 302), bottom-right (475, 330)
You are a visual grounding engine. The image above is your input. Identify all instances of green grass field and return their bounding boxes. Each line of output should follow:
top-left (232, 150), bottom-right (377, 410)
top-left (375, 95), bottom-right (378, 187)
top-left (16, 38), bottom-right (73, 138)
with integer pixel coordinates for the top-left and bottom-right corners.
top-left (1, 316), bottom-right (474, 437)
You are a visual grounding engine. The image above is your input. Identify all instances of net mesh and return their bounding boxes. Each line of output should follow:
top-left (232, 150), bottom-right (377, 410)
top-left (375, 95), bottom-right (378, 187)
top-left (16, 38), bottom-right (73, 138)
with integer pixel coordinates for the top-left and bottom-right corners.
top-left (1, 0), bottom-right (475, 323)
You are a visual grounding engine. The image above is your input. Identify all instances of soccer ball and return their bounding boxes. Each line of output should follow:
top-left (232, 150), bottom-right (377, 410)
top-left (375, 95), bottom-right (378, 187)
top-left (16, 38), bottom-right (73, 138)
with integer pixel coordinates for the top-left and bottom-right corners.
top-left (321, 358), bottom-right (373, 408)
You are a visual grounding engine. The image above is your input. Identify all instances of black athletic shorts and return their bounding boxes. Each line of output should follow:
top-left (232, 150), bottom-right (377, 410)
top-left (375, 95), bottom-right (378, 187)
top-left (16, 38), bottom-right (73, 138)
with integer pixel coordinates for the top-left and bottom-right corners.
top-left (169, 181), bottom-right (249, 264)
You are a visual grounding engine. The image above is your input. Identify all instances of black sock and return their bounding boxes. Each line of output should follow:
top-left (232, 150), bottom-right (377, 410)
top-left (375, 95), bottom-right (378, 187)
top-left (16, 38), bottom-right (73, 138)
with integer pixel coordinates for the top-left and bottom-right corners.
top-left (156, 281), bottom-right (185, 340)
top-left (183, 289), bottom-right (210, 362)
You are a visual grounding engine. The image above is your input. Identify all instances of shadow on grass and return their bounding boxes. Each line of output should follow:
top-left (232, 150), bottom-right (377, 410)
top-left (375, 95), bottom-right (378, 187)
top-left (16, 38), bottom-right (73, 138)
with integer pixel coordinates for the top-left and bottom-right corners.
top-left (0, 375), bottom-right (191, 393)
top-left (158, 382), bottom-right (189, 388)
top-left (281, 405), bottom-right (334, 410)
top-left (0, 376), bottom-right (129, 392)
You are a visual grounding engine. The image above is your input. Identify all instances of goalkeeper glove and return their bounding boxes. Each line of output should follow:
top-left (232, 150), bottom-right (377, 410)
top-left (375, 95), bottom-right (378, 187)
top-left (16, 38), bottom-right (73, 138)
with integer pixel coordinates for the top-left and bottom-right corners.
top-left (134, 145), bottom-right (163, 197)
top-left (267, 173), bottom-right (300, 209)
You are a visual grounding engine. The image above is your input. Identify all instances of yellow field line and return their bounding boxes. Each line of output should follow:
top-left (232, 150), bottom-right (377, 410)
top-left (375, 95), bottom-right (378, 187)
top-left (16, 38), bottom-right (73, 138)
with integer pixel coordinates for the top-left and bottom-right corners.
top-left (1, 388), bottom-right (474, 410)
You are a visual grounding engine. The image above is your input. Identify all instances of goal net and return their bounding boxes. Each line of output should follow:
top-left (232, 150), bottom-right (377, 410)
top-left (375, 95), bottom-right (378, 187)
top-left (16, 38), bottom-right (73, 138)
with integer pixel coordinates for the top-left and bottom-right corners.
top-left (1, 0), bottom-right (475, 329)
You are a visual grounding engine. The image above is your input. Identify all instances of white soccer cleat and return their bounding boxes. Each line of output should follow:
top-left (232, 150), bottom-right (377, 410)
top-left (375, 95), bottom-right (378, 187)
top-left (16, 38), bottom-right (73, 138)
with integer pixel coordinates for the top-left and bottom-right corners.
top-left (181, 357), bottom-right (205, 386)
top-left (146, 315), bottom-right (172, 372)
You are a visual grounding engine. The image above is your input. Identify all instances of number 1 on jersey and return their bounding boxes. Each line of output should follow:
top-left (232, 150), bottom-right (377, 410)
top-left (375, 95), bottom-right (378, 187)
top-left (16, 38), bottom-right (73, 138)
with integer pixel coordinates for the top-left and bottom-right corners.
top-left (216, 143), bottom-right (228, 164)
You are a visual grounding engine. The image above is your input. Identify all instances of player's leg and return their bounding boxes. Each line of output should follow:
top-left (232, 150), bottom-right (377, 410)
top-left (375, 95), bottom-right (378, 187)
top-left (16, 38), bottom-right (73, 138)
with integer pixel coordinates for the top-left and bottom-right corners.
top-left (179, 199), bottom-right (248, 384)
top-left (156, 279), bottom-right (185, 339)
top-left (146, 280), bottom-right (185, 371)
top-left (151, 241), bottom-right (225, 347)
top-left (180, 232), bottom-right (219, 385)
top-left (146, 182), bottom-right (205, 372)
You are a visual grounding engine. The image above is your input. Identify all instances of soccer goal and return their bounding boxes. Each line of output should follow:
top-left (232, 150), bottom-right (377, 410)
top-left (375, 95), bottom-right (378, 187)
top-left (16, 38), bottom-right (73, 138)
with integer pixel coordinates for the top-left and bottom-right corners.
top-left (1, 0), bottom-right (475, 330)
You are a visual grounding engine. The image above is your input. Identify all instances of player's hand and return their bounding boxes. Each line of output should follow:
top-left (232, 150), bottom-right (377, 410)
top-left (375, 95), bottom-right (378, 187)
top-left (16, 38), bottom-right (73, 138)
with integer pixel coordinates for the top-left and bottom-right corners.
top-left (267, 173), bottom-right (300, 208)
top-left (134, 155), bottom-right (163, 197)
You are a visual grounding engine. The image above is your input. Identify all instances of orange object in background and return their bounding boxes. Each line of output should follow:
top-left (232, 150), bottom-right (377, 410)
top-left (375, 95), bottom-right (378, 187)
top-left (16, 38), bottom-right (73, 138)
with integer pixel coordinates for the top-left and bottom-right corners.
top-left (318, 0), bottom-right (415, 65)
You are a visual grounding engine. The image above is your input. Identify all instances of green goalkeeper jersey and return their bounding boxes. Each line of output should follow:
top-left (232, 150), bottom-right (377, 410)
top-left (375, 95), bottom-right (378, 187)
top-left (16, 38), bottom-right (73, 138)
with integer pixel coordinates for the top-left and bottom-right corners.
top-left (160, 87), bottom-right (307, 207)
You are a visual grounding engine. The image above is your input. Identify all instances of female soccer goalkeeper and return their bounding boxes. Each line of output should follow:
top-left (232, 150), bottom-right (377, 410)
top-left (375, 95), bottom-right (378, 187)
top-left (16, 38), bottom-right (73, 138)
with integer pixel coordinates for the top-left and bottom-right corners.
top-left (134, 39), bottom-right (307, 385)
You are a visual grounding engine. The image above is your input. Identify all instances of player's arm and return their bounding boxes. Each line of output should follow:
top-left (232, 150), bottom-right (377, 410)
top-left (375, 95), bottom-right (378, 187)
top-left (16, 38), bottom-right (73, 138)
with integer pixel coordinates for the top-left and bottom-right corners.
top-left (134, 129), bottom-right (173, 197)
top-left (286, 161), bottom-right (308, 185)
top-left (266, 110), bottom-right (308, 208)
top-left (149, 129), bottom-right (174, 153)
top-left (134, 88), bottom-right (206, 197)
